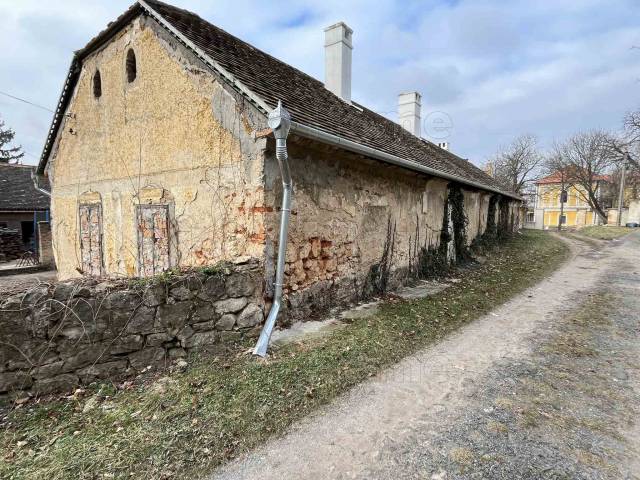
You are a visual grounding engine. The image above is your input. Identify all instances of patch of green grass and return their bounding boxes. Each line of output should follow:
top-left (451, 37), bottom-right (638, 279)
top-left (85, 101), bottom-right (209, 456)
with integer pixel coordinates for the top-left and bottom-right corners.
top-left (577, 226), bottom-right (632, 240)
top-left (0, 231), bottom-right (569, 480)
top-left (127, 263), bottom-right (231, 289)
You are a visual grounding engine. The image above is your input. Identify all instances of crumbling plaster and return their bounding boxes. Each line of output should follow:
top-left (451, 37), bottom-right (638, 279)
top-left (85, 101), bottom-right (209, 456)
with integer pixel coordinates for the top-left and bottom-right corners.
top-left (263, 138), bottom-right (494, 318)
top-left (44, 12), bottom-right (519, 324)
top-left (48, 17), bottom-right (268, 280)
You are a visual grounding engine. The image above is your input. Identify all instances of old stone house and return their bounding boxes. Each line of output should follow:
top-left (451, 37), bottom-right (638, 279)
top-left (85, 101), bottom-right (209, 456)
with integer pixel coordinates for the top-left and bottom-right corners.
top-left (37, 0), bottom-right (521, 321)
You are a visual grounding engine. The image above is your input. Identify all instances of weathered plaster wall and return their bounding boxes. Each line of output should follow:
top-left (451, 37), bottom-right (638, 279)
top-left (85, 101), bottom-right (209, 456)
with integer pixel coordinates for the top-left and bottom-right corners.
top-left (49, 17), bottom-right (267, 280)
top-left (463, 190), bottom-right (483, 244)
top-left (478, 193), bottom-right (493, 238)
top-left (265, 139), bottom-right (454, 320)
top-left (262, 138), bottom-right (518, 320)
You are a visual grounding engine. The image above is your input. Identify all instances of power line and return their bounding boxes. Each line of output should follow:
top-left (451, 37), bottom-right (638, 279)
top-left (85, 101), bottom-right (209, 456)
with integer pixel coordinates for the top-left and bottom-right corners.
top-left (0, 90), bottom-right (55, 114)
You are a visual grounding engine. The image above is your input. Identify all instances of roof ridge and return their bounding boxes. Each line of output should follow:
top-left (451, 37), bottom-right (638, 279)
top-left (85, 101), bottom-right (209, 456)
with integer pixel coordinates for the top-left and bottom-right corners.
top-left (38, 0), bottom-right (519, 199)
top-left (0, 163), bottom-right (35, 169)
top-left (143, 0), bottom-right (335, 100)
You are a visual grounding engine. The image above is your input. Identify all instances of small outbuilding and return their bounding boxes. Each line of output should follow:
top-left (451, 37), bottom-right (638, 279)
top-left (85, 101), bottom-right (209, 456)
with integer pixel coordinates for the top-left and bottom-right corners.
top-left (0, 162), bottom-right (50, 262)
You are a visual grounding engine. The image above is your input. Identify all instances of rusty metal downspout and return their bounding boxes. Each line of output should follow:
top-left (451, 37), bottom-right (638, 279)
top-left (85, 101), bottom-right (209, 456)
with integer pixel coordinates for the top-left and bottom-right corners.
top-left (254, 101), bottom-right (292, 357)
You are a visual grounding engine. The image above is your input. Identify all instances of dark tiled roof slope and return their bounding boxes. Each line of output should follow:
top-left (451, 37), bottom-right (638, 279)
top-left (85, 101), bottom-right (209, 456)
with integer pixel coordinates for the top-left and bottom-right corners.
top-left (144, 0), bottom-right (508, 194)
top-left (0, 164), bottom-right (50, 212)
top-left (39, 0), bottom-right (516, 198)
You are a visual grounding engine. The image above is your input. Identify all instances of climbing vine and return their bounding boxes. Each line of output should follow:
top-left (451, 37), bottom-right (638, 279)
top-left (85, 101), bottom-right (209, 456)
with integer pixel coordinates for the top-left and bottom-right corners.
top-left (472, 193), bottom-right (500, 250)
top-left (448, 184), bottom-right (471, 263)
top-left (486, 194), bottom-right (498, 239)
top-left (416, 245), bottom-right (449, 278)
top-left (498, 197), bottom-right (511, 239)
top-left (411, 182), bottom-right (471, 279)
top-left (363, 216), bottom-right (397, 296)
top-left (438, 194), bottom-right (451, 257)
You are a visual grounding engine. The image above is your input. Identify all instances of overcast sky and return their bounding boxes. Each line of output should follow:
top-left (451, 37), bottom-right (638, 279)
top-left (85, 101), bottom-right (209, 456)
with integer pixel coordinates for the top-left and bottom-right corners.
top-left (0, 0), bottom-right (639, 167)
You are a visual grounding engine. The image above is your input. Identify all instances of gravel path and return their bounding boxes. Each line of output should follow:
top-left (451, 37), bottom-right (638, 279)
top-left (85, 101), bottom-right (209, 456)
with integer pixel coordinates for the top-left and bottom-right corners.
top-left (209, 232), bottom-right (640, 480)
top-left (0, 269), bottom-right (56, 294)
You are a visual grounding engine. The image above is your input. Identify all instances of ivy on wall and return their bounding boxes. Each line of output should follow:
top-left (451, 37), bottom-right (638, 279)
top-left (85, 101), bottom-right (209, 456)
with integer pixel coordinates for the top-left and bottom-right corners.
top-left (438, 194), bottom-right (451, 258)
top-left (363, 186), bottom-right (516, 297)
top-left (447, 184), bottom-right (471, 263)
top-left (363, 216), bottom-right (397, 296)
top-left (486, 194), bottom-right (499, 239)
top-left (498, 197), bottom-right (511, 239)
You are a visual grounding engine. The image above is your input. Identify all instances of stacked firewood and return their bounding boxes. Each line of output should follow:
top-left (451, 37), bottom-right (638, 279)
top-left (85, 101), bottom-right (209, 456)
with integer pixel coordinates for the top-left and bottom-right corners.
top-left (0, 227), bottom-right (25, 262)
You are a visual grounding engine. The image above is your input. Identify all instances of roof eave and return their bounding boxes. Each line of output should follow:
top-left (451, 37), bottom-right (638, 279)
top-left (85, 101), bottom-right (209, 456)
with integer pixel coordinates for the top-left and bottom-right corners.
top-left (291, 121), bottom-right (522, 200)
top-left (37, 0), bottom-right (521, 201)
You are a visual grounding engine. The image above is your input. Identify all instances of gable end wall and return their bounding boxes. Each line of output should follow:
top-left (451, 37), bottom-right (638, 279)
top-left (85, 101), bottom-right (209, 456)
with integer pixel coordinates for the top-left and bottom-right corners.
top-left (48, 16), bottom-right (268, 280)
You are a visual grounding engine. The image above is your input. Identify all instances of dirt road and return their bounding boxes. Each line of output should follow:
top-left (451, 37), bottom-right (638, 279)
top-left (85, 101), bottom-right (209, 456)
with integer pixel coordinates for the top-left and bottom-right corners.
top-left (210, 232), bottom-right (640, 480)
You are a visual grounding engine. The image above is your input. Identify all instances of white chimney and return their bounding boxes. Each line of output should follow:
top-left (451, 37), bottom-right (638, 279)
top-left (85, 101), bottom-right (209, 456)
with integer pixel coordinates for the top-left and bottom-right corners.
top-left (398, 92), bottom-right (422, 137)
top-left (437, 142), bottom-right (449, 151)
top-left (324, 22), bottom-right (353, 103)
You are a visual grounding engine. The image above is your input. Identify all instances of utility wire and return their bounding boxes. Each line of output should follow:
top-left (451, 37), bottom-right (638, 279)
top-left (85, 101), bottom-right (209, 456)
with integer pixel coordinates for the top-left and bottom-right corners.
top-left (0, 90), bottom-right (56, 114)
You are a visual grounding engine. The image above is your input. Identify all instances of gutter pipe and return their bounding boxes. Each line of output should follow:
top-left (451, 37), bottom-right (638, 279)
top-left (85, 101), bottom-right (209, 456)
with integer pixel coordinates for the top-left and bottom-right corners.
top-left (31, 170), bottom-right (51, 198)
top-left (253, 101), bottom-right (292, 357)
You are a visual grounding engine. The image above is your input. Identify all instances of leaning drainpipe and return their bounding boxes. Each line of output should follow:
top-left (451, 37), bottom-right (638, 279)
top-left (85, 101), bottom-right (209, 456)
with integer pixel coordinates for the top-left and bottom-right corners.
top-left (254, 100), bottom-right (292, 357)
top-left (31, 170), bottom-right (51, 198)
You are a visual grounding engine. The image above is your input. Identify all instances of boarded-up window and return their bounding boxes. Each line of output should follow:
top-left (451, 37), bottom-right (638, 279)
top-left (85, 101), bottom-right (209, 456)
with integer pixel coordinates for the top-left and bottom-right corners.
top-left (79, 204), bottom-right (103, 276)
top-left (137, 205), bottom-right (170, 276)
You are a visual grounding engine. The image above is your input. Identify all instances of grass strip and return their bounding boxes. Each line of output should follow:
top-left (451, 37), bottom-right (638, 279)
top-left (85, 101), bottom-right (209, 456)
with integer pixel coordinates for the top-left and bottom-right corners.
top-left (0, 231), bottom-right (569, 480)
top-left (576, 226), bottom-right (632, 240)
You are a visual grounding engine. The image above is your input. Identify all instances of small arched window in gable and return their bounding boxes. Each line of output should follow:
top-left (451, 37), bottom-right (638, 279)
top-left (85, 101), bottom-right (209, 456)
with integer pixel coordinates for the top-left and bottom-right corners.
top-left (126, 49), bottom-right (137, 83)
top-left (93, 70), bottom-right (102, 98)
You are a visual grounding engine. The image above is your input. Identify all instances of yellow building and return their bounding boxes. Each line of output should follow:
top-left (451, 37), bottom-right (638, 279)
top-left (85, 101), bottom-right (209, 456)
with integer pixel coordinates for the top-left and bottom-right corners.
top-left (533, 173), bottom-right (605, 229)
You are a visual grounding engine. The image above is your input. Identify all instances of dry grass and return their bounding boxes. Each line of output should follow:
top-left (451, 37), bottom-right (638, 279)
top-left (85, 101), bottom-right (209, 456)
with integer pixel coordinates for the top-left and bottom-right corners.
top-left (486, 420), bottom-right (508, 434)
top-left (449, 446), bottom-right (474, 465)
top-left (0, 231), bottom-right (569, 480)
top-left (577, 226), bottom-right (632, 240)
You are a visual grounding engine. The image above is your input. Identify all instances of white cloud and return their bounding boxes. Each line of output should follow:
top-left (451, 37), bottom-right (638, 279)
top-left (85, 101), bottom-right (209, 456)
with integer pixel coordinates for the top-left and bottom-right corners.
top-left (0, 0), bottom-right (638, 167)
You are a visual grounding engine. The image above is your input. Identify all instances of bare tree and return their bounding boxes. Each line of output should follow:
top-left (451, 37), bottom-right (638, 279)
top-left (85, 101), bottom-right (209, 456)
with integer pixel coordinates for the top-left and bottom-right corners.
top-left (602, 110), bottom-right (640, 170)
top-left (487, 134), bottom-right (542, 195)
top-left (554, 130), bottom-right (616, 223)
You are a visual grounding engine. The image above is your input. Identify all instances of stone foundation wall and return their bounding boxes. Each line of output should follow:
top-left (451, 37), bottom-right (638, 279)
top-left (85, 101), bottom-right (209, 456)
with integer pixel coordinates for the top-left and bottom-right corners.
top-left (0, 260), bottom-right (264, 397)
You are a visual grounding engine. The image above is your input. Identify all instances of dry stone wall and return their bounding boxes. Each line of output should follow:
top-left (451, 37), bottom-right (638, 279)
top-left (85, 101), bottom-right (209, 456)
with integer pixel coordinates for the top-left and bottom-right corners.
top-left (0, 260), bottom-right (264, 397)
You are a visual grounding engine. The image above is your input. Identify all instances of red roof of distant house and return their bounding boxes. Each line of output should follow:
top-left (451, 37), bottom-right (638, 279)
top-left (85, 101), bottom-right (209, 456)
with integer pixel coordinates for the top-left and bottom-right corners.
top-left (536, 171), bottom-right (610, 185)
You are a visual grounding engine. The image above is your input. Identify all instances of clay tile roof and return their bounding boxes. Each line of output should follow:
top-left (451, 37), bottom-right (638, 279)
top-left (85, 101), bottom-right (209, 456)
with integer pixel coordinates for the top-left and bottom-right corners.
top-left (38, 0), bottom-right (518, 199)
top-left (0, 163), bottom-right (50, 212)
